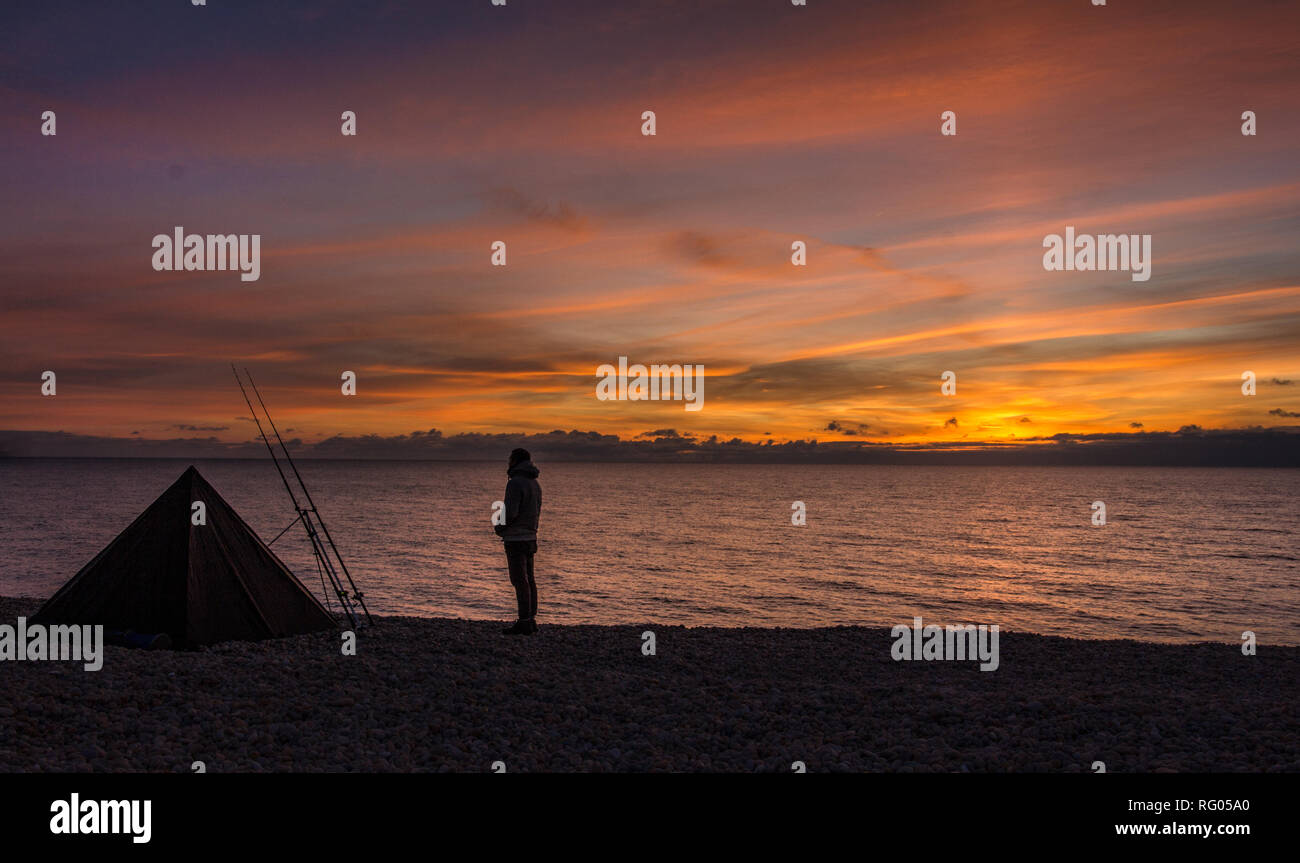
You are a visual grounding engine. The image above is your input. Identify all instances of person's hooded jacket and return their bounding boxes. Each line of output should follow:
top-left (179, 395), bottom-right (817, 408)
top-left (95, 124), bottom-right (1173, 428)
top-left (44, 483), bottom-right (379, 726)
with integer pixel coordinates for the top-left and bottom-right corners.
top-left (496, 459), bottom-right (542, 542)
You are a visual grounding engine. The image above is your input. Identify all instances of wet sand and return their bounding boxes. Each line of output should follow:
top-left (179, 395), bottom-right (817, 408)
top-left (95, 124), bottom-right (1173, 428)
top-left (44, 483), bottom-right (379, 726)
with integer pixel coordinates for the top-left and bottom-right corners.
top-left (1, 596), bottom-right (1296, 772)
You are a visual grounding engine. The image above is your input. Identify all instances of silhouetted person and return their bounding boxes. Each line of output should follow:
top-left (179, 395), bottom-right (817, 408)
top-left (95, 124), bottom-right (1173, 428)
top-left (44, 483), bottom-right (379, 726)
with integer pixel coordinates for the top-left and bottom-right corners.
top-left (495, 448), bottom-right (541, 635)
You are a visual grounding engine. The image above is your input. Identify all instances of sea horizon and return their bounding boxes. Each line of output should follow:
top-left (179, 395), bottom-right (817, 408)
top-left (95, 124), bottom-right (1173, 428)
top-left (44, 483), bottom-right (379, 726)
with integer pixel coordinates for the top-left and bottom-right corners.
top-left (5, 458), bottom-right (1296, 645)
top-left (5, 454), bottom-right (1300, 465)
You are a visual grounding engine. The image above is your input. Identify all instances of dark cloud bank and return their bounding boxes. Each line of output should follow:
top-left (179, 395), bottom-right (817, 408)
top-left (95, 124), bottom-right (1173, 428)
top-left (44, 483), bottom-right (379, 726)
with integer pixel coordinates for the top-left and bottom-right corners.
top-left (2, 426), bottom-right (1298, 467)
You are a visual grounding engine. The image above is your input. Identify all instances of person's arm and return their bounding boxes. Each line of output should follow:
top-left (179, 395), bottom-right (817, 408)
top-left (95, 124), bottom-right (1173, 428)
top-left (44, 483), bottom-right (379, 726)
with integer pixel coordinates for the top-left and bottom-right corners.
top-left (494, 478), bottom-right (518, 536)
top-left (502, 477), bottom-right (522, 526)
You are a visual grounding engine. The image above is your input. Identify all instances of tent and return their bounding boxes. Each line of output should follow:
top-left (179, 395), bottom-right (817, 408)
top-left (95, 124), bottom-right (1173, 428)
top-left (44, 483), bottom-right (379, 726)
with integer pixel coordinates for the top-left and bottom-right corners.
top-left (32, 465), bottom-right (338, 647)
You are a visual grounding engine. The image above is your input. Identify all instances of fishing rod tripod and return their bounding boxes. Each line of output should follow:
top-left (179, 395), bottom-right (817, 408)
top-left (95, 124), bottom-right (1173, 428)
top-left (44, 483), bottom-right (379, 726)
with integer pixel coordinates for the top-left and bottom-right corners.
top-left (233, 365), bottom-right (373, 631)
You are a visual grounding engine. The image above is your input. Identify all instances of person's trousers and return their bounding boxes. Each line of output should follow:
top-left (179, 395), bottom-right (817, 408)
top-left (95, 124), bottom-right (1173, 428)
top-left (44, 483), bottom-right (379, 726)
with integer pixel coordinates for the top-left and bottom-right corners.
top-left (504, 540), bottom-right (538, 621)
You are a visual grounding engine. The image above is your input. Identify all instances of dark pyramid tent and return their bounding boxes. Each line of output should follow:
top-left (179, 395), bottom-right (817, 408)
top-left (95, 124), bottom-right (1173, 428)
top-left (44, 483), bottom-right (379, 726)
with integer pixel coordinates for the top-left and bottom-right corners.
top-left (32, 465), bottom-right (337, 647)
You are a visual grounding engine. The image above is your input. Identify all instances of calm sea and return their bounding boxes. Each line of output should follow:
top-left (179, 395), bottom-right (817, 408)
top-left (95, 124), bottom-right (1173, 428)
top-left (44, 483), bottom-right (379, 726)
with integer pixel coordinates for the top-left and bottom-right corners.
top-left (1, 459), bottom-right (1296, 643)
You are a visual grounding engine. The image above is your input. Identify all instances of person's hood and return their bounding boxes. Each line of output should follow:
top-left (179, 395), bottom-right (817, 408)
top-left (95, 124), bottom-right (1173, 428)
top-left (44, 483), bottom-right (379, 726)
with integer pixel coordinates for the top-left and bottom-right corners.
top-left (508, 459), bottom-right (540, 478)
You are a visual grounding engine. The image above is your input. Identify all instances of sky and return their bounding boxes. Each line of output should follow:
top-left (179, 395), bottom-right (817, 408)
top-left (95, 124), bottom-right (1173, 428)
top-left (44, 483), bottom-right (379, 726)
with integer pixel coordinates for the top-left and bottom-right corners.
top-left (2, 0), bottom-right (1299, 457)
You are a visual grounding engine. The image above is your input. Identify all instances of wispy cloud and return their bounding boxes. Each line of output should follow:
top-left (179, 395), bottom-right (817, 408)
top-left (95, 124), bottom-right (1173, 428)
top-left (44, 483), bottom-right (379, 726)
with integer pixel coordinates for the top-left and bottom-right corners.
top-left (2, 0), bottom-right (1298, 449)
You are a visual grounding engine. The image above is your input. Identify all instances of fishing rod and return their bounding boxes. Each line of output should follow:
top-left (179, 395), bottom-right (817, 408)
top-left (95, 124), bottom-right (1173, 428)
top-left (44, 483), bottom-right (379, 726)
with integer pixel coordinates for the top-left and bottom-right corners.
top-left (232, 366), bottom-right (371, 628)
top-left (232, 364), bottom-right (349, 622)
top-left (233, 365), bottom-right (303, 519)
top-left (244, 367), bottom-right (373, 626)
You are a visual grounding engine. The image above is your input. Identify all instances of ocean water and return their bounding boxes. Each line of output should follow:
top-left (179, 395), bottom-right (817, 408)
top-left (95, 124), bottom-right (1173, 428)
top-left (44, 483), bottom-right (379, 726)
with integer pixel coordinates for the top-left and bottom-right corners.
top-left (0, 459), bottom-right (1297, 644)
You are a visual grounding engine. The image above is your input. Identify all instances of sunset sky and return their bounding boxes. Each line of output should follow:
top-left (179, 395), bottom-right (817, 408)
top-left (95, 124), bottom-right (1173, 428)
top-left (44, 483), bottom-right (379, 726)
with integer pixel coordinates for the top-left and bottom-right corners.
top-left (2, 0), bottom-right (1299, 452)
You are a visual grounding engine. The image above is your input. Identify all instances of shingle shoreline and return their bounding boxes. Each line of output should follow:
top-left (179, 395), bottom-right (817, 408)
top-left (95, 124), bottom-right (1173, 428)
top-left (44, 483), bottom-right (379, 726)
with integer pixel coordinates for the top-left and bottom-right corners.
top-left (2, 596), bottom-right (1296, 773)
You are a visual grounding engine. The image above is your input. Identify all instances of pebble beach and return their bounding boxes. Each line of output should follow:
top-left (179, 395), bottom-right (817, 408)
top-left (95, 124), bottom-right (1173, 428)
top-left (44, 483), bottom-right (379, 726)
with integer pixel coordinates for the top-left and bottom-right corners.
top-left (2, 596), bottom-right (1296, 773)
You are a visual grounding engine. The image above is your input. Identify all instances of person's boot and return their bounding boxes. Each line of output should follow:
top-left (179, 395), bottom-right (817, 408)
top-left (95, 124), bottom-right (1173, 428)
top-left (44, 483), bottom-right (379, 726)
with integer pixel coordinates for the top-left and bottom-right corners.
top-left (502, 619), bottom-right (529, 635)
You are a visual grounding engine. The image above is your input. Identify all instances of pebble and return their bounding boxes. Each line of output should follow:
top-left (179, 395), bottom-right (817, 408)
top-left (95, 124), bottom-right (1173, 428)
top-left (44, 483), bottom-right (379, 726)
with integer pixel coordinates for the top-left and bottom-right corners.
top-left (2, 596), bottom-right (1296, 773)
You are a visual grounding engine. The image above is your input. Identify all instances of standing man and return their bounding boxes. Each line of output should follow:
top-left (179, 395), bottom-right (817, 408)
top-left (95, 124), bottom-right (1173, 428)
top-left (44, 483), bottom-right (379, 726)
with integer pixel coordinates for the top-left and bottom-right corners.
top-left (495, 448), bottom-right (542, 635)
